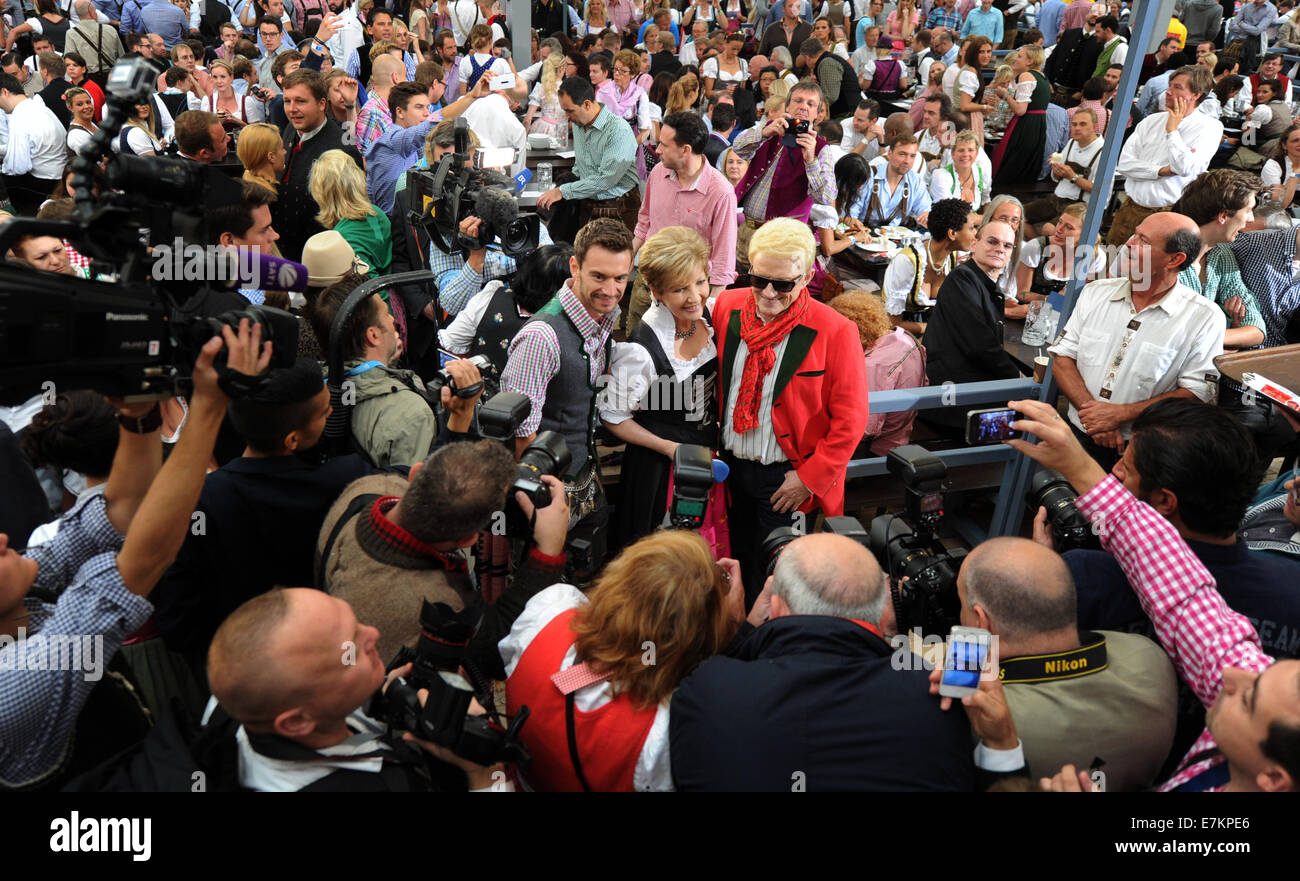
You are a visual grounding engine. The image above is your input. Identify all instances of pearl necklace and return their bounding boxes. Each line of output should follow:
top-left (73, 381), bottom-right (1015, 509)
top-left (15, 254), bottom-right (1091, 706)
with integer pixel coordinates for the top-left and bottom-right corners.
top-left (925, 240), bottom-right (946, 274)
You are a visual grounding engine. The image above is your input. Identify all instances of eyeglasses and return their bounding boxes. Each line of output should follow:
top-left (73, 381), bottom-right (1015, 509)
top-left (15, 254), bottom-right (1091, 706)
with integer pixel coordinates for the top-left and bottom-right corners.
top-left (750, 274), bottom-right (802, 293)
top-left (613, 67), bottom-right (631, 75)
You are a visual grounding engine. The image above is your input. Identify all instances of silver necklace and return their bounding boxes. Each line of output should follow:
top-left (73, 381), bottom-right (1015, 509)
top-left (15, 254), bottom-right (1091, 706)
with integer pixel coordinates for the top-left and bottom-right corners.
top-left (674, 321), bottom-right (697, 340)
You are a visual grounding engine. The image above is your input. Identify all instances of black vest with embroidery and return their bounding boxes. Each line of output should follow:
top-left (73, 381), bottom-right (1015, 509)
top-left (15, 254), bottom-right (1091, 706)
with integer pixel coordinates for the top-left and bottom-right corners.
top-left (627, 318), bottom-right (719, 448)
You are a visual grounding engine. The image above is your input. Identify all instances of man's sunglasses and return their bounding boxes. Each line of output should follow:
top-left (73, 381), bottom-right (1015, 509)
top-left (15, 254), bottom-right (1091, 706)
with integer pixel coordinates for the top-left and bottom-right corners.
top-left (750, 274), bottom-right (802, 293)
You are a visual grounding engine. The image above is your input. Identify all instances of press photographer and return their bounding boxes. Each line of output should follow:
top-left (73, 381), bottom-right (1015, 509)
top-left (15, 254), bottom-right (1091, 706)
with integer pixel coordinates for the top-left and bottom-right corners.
top-left (317, 357), bottom-right (571, 666)
top-left (0, 321), bottom-right (267, 791)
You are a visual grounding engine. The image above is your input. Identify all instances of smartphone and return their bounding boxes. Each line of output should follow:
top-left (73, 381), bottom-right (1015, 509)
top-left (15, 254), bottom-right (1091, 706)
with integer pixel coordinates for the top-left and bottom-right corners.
top-left (965, 407), bottom-right (1022, 446)
top-left (939, 626), bottom-right (992, 699)
top-left (489, 72), bottom-right (516, 91)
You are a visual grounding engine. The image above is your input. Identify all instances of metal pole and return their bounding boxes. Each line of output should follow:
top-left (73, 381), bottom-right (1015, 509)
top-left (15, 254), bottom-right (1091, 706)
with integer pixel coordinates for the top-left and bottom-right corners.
top-left (987, 0), bottom-right (1171, 537)
top-left (508, 0), bottom-right (532, 71)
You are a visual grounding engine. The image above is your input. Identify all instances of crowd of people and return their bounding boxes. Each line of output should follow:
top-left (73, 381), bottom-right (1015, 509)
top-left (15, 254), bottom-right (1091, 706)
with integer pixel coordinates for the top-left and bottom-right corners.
top-left (1, 0), bottom-right (1299, 794)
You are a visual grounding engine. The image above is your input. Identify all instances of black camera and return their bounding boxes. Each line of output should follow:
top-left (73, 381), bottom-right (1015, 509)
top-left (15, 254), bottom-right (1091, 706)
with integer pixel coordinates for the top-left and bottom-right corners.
top-left (760, 515), bottom-right (871, 577)
top-left (1026, 468), bottom-right (1099, 553)
top-left (371, 600), bottom-right (530, 770)
top-left (515, 431), bottom-right (572, 509)
top-left (867, 446), bottom-right (965, 637)
top-left (782, 118), bottom-right (811, 147)
top-left (407, 118), bottom-right (540, 259)
top-left (427, 353), bottom-right (494, 400)
top-left (0, 57), bottom-right (298, 404)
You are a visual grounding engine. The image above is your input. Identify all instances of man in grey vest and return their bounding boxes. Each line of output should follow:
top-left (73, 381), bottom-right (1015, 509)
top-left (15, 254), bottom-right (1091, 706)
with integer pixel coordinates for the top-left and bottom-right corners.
top-left (65, 0), bottom-right (124, 85)
top-left (501, 218), bottom-right (632, 571)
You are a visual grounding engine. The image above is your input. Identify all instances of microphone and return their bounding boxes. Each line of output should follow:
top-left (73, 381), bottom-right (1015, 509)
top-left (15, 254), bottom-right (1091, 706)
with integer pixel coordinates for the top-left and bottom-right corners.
top-left (236, 253), bottom-right (312, 292)
top-left (712, 458), bottom-right (730, 484)
top-left (473, 181), bottom-right (521, 229)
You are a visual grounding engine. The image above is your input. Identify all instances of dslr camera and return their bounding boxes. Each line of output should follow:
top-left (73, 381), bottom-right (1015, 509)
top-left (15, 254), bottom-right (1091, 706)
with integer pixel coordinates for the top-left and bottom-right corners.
top-left (867, 445), bottom-right (965, 637)
top-left (372, 600), bottom-right (530, 769)
top-left (1026, 468), bottom-right (1099, 553)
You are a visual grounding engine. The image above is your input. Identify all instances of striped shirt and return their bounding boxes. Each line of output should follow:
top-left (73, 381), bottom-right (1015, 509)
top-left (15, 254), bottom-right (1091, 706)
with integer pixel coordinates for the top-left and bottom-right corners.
top-left (1075, 475), bottom-right (1271, 793)
top-left (559, 106), bottom-right (640, 202)
top-left (1229, 228), bottom-right (1300, 348)
top-left (354, 94), bottom-right (391, 157)
top-left (722, 334), bottom-right (791, 464)
top-left (502, 283), bottom-right (619, 437)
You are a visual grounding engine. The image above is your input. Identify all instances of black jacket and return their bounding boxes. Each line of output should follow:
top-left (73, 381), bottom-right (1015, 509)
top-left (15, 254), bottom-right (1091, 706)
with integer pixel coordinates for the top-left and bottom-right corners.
top-left (670, 615), bottom-right (978, 791)
top-left (272, 118), bottom-right (364, 261)
top-left (152, 453), bottom-right (386, 660)
top-left (923, 259), bottom-right (1022, 388)
top-left (38, 77), bottom-right (73, 129)
top-left (1045, 28), bottom-right (1103, 91)
top-left (388, 181), bottom-right (442, 378)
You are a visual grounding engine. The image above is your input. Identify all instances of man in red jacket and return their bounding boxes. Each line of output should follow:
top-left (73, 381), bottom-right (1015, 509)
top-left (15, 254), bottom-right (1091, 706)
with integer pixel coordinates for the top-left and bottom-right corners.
top-left (714, 217), bottom-right (870, 604)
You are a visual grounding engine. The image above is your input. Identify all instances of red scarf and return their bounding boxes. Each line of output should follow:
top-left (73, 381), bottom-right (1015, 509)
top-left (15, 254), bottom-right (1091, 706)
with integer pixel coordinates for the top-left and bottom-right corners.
top-left (733, 287), bottom-right (809, 433)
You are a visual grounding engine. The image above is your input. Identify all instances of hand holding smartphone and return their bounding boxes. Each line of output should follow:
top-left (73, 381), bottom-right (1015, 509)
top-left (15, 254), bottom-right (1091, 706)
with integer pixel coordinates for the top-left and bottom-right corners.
top-left (965, 407), bottom-right (1023, 445)
top-left (938, 626), bottom-right (993, 699)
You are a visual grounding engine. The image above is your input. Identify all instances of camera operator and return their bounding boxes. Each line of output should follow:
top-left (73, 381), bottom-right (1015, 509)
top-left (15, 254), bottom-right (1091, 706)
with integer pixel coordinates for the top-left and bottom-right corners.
top-left (151, 357), bottom-right (382, 666)
top-left (0, 322), bottom-right (266, 790)
top-left (1006, 398), bottom-right (1300, 792)
top-left (670, 532), bottom-right (987, 791)
top-left (309, 282), bottom-right (434, 467)
top-left (317, 364), bottom-right (571, 669)
top-left (1051, 398), bottom-right (1300, 661)
top-left (956, 536), bottom-right (1179, 791)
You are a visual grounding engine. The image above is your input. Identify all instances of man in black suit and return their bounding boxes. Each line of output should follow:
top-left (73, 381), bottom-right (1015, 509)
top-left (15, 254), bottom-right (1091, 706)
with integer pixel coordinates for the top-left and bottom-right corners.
top-left (1044, 18), bottom-right (1104, 101)
top-left (273, 68), bottom-right (364, 262)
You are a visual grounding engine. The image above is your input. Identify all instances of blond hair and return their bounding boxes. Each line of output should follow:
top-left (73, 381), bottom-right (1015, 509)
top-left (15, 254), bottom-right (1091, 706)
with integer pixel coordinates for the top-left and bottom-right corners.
top-left (749, 217), bottom-right (816, 275)
top-left (571, 530), bottom-right (733, 709)
top-left (952, 128), bottom-right (980, 151)
top-left (665, 73), bottom-right (699, 115)
top-left (990, 63), bottom-right (1015, 91)
top-left (309, 150), bottom-right (376, 227)
top-left (638, 226), bottom-right (710, 294)
top-left (1020, 44), bottom-right (1045, 70)
top-left (539, 51), bottom-right (565, 101)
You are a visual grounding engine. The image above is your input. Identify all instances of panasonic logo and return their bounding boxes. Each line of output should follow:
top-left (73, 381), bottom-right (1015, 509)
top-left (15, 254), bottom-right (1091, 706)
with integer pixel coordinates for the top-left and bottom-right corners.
top-left (104, 312), bottom-right (150, 321)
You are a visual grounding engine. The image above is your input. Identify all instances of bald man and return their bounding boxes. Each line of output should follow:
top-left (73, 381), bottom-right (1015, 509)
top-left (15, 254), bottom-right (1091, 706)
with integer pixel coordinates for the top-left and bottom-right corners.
top-left (356, 54), bottom-right (410, 156)
top-left (1049, 211), bottom-right (1223, 470)
top-left (957, 537), bottom-right (1178, 791)
top-left (207, 588), bottom-right (500, 791)
top-left (670, 533), bottom-right (985, 791)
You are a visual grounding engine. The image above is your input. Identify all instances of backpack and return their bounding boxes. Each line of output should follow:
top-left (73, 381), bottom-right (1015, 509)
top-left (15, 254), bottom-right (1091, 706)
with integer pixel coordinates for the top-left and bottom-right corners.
top-left (199, 0), bottom-right (233, 44)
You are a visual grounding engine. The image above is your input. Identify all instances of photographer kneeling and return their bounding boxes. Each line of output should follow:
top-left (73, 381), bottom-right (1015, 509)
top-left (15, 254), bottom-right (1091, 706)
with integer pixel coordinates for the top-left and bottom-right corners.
top-left (317, 358), bottom-right (570, 666)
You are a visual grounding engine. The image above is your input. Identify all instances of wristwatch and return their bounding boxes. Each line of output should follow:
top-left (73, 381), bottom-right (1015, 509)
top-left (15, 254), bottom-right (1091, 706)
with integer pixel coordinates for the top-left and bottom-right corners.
top-left (118, 404), bottom-right (162, 434)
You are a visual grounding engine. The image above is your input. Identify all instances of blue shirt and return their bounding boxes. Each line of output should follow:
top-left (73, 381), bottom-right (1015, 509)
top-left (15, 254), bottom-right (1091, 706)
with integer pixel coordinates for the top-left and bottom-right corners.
top-left (1041, 102), bottom-right (1069, 180)
top-left (961, 7), bottom-right (1004, 43)
top-left (1, 492), bottom-right (153, 786)
top-left (637, 18), bottom-right (681, 45)
top-left (853, 164), bottom-right (932, 225)
top-left (119, 0), bottom-right (145, 35)
top-left (429, 223), bottom-right (553, 316)
top-left (1037, 0), bottom-right (1067, 45)
top-left (140, 0), bottom-right (189, 48)
top-left (365, 114), bottom-right (441, 214)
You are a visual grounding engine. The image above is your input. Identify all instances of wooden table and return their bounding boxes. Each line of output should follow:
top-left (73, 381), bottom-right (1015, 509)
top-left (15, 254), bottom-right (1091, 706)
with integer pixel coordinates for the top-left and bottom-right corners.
top-left (1003, 318), bottom-right (1047, 374)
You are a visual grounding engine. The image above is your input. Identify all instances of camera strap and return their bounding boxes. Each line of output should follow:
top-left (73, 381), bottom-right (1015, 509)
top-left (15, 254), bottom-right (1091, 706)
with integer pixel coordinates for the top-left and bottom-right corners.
top-left (997, 632), bottom-right (1108, 684)
top-left (554, 664), bottom-right (613, 794)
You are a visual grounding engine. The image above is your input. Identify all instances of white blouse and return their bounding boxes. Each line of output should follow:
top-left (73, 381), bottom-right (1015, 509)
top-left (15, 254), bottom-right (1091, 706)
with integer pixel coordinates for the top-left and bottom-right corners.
top-left (599, 300), bottom-right (717, 425)
top-left (701, 56), bottom-right (749, 83)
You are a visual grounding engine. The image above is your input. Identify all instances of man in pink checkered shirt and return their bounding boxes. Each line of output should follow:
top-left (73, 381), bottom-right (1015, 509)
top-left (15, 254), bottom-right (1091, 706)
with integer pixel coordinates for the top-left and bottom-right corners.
top-left (1004, 398), bottom-right (1299, 793)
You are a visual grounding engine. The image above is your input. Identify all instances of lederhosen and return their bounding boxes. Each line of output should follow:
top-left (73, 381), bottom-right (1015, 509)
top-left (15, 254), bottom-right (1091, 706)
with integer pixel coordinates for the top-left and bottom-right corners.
top-left (467, 282), bottom-right (529, 398)
top-left (1030, 235), bottom-right (1067, 296)
top-left (614, 317), bottom-right (719, 547)
top-left (865, 171), bottom-right (919, 229)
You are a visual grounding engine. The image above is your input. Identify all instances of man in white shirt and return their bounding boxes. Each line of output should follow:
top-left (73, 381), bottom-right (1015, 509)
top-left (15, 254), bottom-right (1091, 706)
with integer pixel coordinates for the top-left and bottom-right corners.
top-left (322, 1), bottom-right (364, 70)
top-left (679, 18), bottom-right (711, 66)
top-left (1108, 65), bottom-right (1222, 246)
top-left (460, 86), bottom-right (526, 177)
top-left (449, 0), bottom-right (501, 48)
top-left (1049, 211), bottom-right (1224, 470)
top-left (840, 98), bottom-right (884, 159)
top-left (0, 72), bottom-right (66, 215)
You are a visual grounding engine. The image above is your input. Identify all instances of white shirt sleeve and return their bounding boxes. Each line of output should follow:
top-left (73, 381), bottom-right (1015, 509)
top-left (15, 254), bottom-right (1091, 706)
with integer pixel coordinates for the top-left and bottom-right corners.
top-left (528, 82), bottom-right (543, 108)
top-left (701, 56), bottom-right (719, 79)
top-left (960, 68), bottom-right (980, 98)
top-left (598, 340), bottom-right (655, 424)
top-left (1019, 235), bottom-right (1043, 269)
top-left (1176, 309), bottom-right (1225, 402)
top-left (436, 279), bottom-right (501, 353)
top-left (928, 167), bottom-right (954, 202)
top-left (126, 125), bottom-right (158, 155)
top-left (883, 251), bottom-right (917, 315)
top-left (1012, 75), bottom-right (1035, 102)
top-left (1262, 158), bottom-right (1285, 188)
